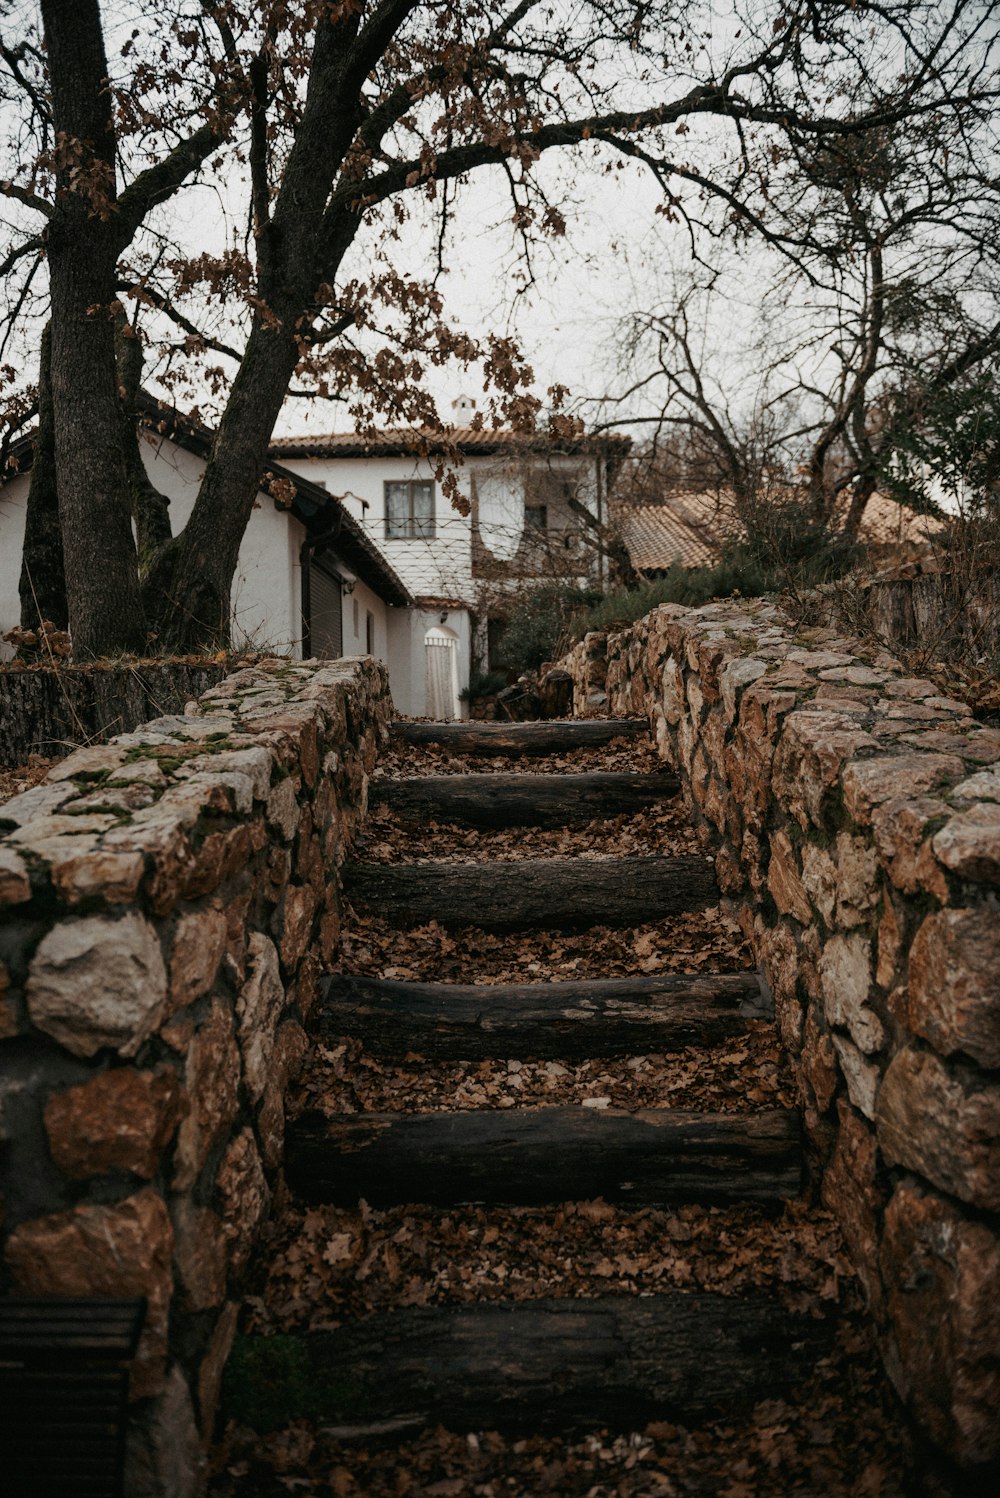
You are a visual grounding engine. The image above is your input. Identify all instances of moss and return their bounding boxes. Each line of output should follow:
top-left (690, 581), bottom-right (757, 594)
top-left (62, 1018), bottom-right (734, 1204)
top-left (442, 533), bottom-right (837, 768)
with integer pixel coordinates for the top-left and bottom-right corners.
top-left (221, 1335), bottom-right (374, 1431)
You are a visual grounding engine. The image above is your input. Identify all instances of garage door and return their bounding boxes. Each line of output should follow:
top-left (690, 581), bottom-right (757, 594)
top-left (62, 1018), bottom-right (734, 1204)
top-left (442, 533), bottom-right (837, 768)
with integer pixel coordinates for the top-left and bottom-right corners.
top-left (309, 560), bottom-right (343, 659)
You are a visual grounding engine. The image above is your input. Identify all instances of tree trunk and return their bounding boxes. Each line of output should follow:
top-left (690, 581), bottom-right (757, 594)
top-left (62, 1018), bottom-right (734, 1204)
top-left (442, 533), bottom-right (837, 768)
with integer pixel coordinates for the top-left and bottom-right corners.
top-left (226, 1293), bottom-right (831, 1434)
top-left (344, 853), bottom-right (718, 930)
top-left (19, 325), bottom-right (68, 633)
top-left (41, 0), bottom-right (146, 659)
top-left (286, 1106), bottom-right (803, 1208)
top-left (315, 971), bottom-right (762, 1059)
top-left (370, 771), bottom-right (680, 828)
top-left (115, 319), bottom-right (172, 570)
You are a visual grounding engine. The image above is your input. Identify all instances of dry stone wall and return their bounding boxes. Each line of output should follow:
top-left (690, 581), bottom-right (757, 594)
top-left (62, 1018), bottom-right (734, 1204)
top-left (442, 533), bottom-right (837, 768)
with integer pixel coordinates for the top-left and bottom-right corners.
top-left (0, 656), bottom-right (392, 1496)
top-left (559, 602), bottom-right (1000, 1471)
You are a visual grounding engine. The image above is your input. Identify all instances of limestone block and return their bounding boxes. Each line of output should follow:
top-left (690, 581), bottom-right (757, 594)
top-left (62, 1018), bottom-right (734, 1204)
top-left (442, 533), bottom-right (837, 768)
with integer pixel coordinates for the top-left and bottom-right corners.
top-left (800, 843), bottom-right (836, 924)
top-left (877, 1047), bottom-right (1000, 1210)
top-left (103, 815), bottom-right (194, 917)
top-left (822, 1098), bottom-right (885, 1311)
top-left (47, 745), bottom-right (128, 781)
top-left (0, 781), bottom-right (76, 824)
top-left (876, 893), bottom-right (903, 991)
top-left (124, 1364), bottom-right (203, 1498)
top-left (907, 908), bottom-right (1000, 1069)
top-left (951, 767), bottom-right (1000, 803)
top-left (881, 1180), bottom-right (1000, 1465)
top-left (173, 1201), bottom-right (228, 1311)
top-left (0, 847), bottom-right (31, 906)
top-left (871, 795), bottom-right (950, 899)
top-left (50, 846), bottom-right (147, 906)
top-left (767, 830), bottom-right (812, 924)
top-left (841, 753), bottom-right (965, 824)
top-left (5, 1187), bottom-right (174, 1398)
top-left (818, 933), bottom-right (884, 1053)
top-left (173, 998), bottom-right (241, 1191)
top-left (932, 803), bottom-right (1000, 885)
top-left (44, 1065), bottom-right (183, 1180)
top-left (719, 655), bottom-right (767, 721)
top-left (198, 1302), bottom-right (239, 1437)
top-left (774, 711), bottom-right (879, 827)
top-left (236, 934), bottom-right (285, 1102)
top-left (831, 832), bottom-right (878, 927)
top-left (215, 1127), bottom-right (270, 1276)
top-left (27, 913), bottom-right (168, 1058)
top-left (265, 776), bottom-right (299, 841)
top-left (883, 677), bottom-right (936, 698)
top-left (183, 746), bottom-right (273, 800)
top-left (107, 758), bottom-right (169, 787)
top-left (801, 1008), bottom-right (838, 1114)
top-left (169, 907), bottom-right (228, 1014)
top-left (832, 1034), bottom-right (880, 1119)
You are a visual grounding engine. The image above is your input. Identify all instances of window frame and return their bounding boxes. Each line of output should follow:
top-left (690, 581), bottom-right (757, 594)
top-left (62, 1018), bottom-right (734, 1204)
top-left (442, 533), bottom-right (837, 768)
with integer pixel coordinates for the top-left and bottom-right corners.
top-left (384, 478), bottom-right (436, 539)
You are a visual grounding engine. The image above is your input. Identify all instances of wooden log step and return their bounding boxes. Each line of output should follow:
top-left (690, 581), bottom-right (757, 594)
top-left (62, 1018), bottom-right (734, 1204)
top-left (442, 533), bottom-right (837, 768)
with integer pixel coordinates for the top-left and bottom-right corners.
top-left (344, 854), bottom-right (718, 931)
top-left (390, 719), bottom-right (649, 756)
top-left (315, 972), bottom-right (762, 1059)
top-left (285, 1106), bottom-right (802, 1208)
top-left (370, 771), bottom-right (680, 828)
top-left (223, 1292), bottom-right (830, 1435)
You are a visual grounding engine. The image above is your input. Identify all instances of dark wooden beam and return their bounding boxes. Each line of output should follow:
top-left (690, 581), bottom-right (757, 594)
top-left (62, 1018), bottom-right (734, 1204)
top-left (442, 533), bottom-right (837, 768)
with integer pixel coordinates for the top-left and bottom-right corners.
top-left (286, 1106), bottom-right (802, 1208)
top-left (370, 771), bottom-right (679, 828)
top-left (344, 854), bottom-right (718, 930)
top-left (315, 972), bottom-right (761, 1058)
top-left (389, 719), bottom-right (649, 756)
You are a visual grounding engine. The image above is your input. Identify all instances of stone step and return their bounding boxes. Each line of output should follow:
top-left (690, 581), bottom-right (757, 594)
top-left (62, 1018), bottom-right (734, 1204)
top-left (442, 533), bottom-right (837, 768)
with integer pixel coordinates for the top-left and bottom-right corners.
top-left (343, 853), bottom-right (718, 931)
top-left (285, 1105), bottom-right (802, 1208)
top-left (389, 718), bottom-right (649, 756)
top-left (370, 770), bottom-right (680, 828)
top-left (223, 1292), bottom-right (829, 1436)
top-left (314, 971), bottom-right (763, 1059)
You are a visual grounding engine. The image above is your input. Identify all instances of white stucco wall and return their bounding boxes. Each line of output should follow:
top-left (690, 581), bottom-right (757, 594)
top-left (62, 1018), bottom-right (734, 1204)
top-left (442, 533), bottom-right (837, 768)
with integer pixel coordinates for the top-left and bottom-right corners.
top-left (386, 603), bottom-right (471, 718)
top-left (0, 472), bottom-right (29, 659)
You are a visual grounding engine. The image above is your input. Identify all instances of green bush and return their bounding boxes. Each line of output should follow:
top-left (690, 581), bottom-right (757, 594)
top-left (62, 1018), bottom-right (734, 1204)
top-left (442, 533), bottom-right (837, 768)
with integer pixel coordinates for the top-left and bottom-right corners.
top-left (460, 669), bottom-right (508, 701)
top-left (491, 583), bottom-right (603, 675)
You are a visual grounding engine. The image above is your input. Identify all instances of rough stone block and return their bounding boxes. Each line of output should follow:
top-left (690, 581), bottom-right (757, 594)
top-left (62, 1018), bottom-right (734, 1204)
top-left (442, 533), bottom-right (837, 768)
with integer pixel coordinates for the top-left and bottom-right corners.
top-left (44, 1064), bottom-right (183, 1180)
top-left (236, 933), bottom-right (285, 1102)
top-left (173, 998), bottom-right (241, 1191)
top-left (932, 803), bottom-right (1000, 885)
top-left (841, 754), bottom-right (965, 824)
top-left (0, 847), bottom-right (31, 906)
top-left (822, 1098), bottom-right (885, 1311)
top-left (877, 1047), bottom-right (1000, 1210)
top-left (215, 1127), bottom-right (270, 1276)
top-left (26, 913), bottom-right (168, 1058)
top-left (907, 907), bottom-right (1000, 1068)
top-left (832, 1033), bottom-right (880, 1120)
top-left (169, 906), bottom-right (227, 1014)
top-left (881, 1180), bottom-right (1000, 1465)
top-left (818, 933), bottom-right (884, 1054)
top-left (173, 1201), bottom-right (228, 1311)
top-left (871, 795), bottom-right (950, 899)
top-left (767, 830), bottom-right (812, 924)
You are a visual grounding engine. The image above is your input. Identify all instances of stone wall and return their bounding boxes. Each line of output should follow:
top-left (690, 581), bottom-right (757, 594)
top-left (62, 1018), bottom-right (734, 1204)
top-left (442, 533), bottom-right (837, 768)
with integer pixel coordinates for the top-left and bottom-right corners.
top-left (0, 659), bottom-right (235, 767)
top-left (0, 656), bottom-right (392, 1495)
top-left (559, 603), bottom-right (1000, 1470)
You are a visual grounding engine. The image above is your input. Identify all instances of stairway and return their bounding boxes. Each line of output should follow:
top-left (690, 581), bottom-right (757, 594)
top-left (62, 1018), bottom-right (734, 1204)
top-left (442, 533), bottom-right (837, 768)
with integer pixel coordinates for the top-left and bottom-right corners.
top-left (216, 717), bottom-right (909, 1493)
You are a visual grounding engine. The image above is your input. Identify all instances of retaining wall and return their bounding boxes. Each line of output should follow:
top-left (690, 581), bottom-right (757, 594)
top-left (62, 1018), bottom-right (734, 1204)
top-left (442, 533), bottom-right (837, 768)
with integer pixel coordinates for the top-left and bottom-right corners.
top-left (0, 656), bottom-right (392, 1494)
top-left (559, 602), bottom-right (1000, 1469)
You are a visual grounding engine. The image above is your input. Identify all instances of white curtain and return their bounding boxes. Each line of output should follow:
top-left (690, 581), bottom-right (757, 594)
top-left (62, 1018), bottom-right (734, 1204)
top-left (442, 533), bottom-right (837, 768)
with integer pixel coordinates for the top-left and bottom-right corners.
top-left (425, 636), bottom-right (457, 719)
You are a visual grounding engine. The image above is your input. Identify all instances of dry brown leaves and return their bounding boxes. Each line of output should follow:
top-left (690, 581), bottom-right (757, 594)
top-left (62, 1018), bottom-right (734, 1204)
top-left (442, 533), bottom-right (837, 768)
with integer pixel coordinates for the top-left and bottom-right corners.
top-left (374, 736), bottom-right (668, 780)
top-left (290, 1023), bottom-right (794, 1119)
top-left (245, 1196), bottom-right (849, 1336)
top-left (0, 756), bottom-right (59, 806)
top-left (361, 801), bottom-right (703, 865)
top-left (338, 910), bottom-right (749, 987)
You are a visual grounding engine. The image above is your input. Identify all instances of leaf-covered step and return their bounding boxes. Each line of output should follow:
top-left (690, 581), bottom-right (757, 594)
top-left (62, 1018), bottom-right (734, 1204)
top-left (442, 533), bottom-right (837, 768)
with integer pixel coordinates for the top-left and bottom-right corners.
top-left (314, 971), bottom-right (763, 1059)
top-left (370, 771), bottom-right (680, 828)
top-left (344, 854), bottom-right (718, 931)
top-left (223, 1292), bottom-right (830, 1436)
top-left (389, 719), bottom-right (649, 756)
top-left (285, 1105), bottom-right (802, 1208)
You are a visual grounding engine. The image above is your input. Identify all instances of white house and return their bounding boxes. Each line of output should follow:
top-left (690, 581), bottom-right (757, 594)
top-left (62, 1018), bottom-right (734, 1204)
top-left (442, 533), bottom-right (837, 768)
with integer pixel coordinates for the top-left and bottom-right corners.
top-left (0, 404), bottom-right (415, 696)
top-left (1, 398), bottom-right (628, 719)
top-left (270, 398), bottom-right (631, 712)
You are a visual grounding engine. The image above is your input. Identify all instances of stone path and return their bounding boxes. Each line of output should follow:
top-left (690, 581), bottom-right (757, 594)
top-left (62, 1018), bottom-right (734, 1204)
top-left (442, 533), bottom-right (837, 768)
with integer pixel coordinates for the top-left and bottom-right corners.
top-left (211, 718), bottom-right (914, 1494)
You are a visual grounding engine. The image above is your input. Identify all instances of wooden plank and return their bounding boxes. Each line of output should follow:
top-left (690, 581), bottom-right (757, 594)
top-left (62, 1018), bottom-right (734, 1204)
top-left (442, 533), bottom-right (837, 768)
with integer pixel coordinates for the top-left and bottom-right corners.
top-left (223, 1292), bottom-right (830, 1434)
top-left (344, 854), bottom-right (718, 931)
top-left (286, 1106), bottom-right (802, 1208)
top-left (316, 972), bottom-right (761, 1059)
top-left (370, 771), bottom-right (680, 828)
top-left (390, 719), bottom-right (649, 756)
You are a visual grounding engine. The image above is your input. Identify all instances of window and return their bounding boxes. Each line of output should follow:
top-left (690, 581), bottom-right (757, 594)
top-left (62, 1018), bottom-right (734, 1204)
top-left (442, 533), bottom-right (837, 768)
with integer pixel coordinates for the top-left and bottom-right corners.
top-left (366, 611), bottom-right (376, 654)
top-left (524, 503), bottom-right (547, 531)
top-left (385, 479), bottom-right (434, 538)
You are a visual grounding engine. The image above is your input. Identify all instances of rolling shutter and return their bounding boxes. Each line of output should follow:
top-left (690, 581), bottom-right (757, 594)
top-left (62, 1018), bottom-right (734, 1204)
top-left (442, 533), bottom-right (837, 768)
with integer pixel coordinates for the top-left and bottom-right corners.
top-left (309, 559), bottom-right (343, 659)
